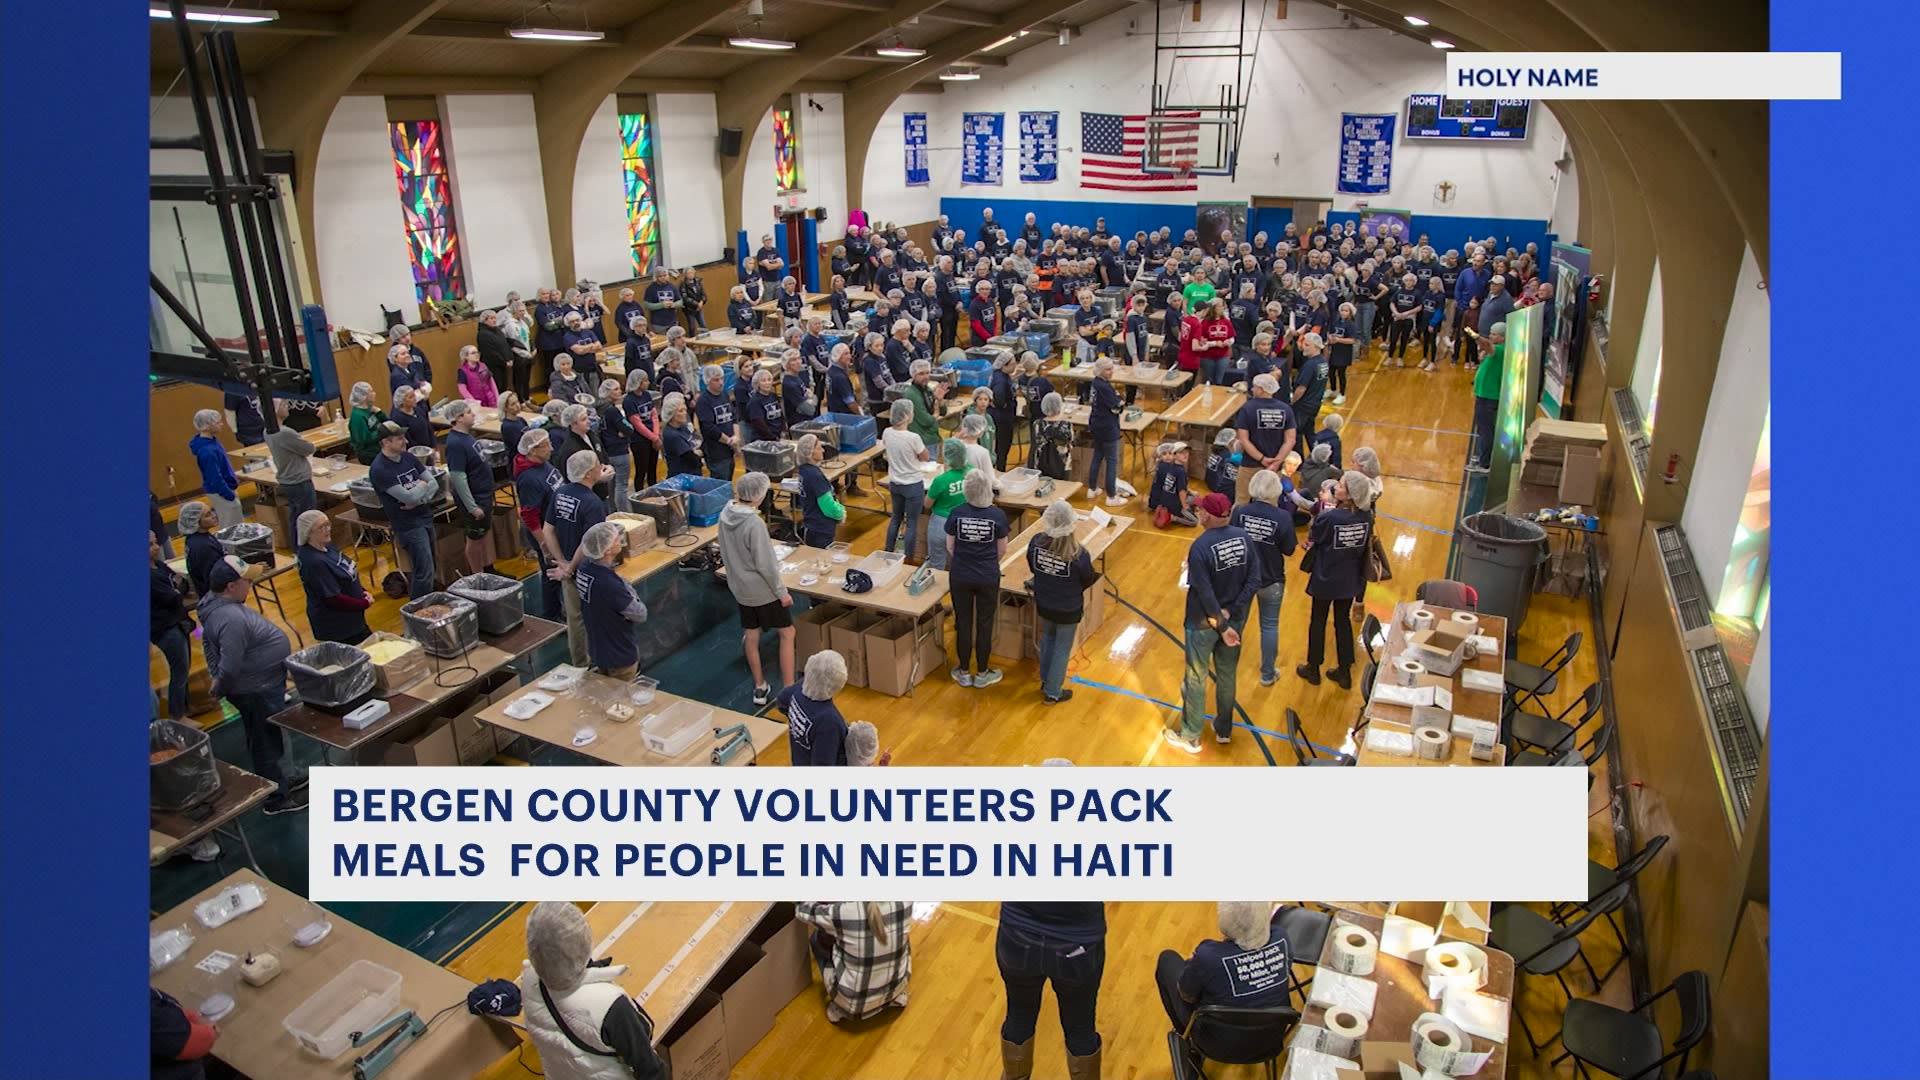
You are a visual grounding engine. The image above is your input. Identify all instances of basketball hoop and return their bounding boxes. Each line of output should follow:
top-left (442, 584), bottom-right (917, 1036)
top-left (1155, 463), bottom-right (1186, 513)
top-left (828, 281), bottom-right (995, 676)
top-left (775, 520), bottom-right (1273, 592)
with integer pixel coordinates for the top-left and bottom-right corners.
top-left (1172, 159), bottom-right (1196, 178)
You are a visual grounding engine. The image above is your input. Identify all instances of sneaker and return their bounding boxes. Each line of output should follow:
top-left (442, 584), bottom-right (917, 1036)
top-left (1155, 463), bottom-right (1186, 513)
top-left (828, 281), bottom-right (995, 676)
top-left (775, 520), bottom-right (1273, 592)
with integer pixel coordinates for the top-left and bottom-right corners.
top-left (285, 770), bottom-right (310, 794)
top-left (1332, 393), bottom-right (1346, 405)
top-left (1161, 729), bottom-right (1204, 755)
top-left (1214, 732), bottom-right (1232, 745)
top-left (1105, 495), bottom-right (1129, 507)
top-left (1294, 662), bottom-right (1322, 685)
top-left (751, 683), bottom-right (774, 706)
top-left (952, 668), bottom-right (974, 687)
top-left (1326, 666), bottom-right (1352, 690)
top-left (188, 838), bottom-right (222, 862)
top-left (264, 790), bottom-right (310, 816)
top-left (973, 669), bottom-right (1003, 688)
top-left (1043, 689), bottom-right (1075, 705)
top-left (1260, 671), bottom-right (1278, 687)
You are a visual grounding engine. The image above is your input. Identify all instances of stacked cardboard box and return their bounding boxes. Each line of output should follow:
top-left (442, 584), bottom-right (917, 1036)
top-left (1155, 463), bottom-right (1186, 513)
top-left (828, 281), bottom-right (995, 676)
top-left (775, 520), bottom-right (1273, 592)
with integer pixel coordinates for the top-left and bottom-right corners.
top-left (1518, 418), bottom-right (1607, 500)
top-left (659, 905), bottom-right (819, 1080)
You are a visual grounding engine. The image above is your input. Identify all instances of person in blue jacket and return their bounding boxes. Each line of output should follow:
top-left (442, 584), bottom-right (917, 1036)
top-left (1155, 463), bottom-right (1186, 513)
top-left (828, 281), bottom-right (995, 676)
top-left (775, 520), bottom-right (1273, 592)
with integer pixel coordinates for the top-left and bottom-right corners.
top-left (176, 501), bottom-right (225, 598)
top-left (794, 434), bottom-right (845, 548)
top-left (777, 649), bottom-right (852, 766)
top-left (575, 521), bottom-right (649, 680)
top-left (1025, 500), bottom-right (1101, 705)
top-left (695, 365), bottom-right (741, 480)
top-left (1166, 493), bottom-right (1256, 753)
top-left (1232, 470), bottom-right (1297, 687)
top-left (1296, 470), bottom-right (1374, 689)
top-left (188, 409), bottom-right (244, 527)
top-left (1085, 358), bottom-right (1126, 506)
top-left (293, 510), bottom-right (371, 645)
top-left (825, 343), bottom-right (861, 417)
top-left (1313, 412), bottom-right (1344, 468)
top-left (1149, 440), bottom-right (1198, 528)
top-left (727, 284), bottom-right (757, 332)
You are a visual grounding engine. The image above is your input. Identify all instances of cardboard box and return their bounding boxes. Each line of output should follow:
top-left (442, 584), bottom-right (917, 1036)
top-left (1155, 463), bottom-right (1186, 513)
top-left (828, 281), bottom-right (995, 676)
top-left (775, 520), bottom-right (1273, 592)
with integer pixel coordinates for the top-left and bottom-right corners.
top-left (913, 608), bottom-right (946, 678)
top-left (1559, 445), bottom-right (1602, 504)
top-left (712, 943), bottom-right (779, 1066)
top-left (662, 991), bottom-right (728, 1080)
top-left (865, 616), bottom-right (920, 697)
top-left (795, 602), bottom-right (850, 668)
top-left (828, 610), bottom-right (884, 688)
top-left (1359, 1040), bottom-right (1418, 1079)
top-left (608, 512), bottom-right (659, 555)
top-left (1071, 576), bottom-right (1107, 648)
top-left (748, 904), bottom-right (817, 1006)
top-left (382, 710), bottom-right (499, 767)
top-left (489, 504), bottom-right (522, 559)
top-left (994, 594), bottom-right (1034, 661)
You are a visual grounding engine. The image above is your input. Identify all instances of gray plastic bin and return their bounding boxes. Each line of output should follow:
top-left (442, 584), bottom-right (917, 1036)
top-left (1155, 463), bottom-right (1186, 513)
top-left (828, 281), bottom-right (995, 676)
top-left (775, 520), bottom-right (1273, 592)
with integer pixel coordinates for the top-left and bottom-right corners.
top-left (1455, 512), bottom-right (1549, 637)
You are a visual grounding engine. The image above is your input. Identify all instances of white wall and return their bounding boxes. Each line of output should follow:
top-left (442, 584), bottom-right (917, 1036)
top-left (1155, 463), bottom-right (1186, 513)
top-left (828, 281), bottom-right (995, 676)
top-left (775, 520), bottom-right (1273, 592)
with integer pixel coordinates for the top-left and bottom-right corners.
top-left (859, 93), bottom-right (944, 230)
top-left (572, 95), bottom-right (635, 287)
top-left (313, 95), bottom-right (419, 330)
top-left (739, 95), bottom-right (851, 245)
top-left (924, 2), bottom-right (1565, 218)
top-left (1748, 619), bottom-right (1770, 737)
top-left (443, 94), bottom-right (554, 305)
top-left (655, 93), bottom-right (724, 267)
top-left (1681, 246), bottom-right (1768, 609)
top-left (1631, 259), bottom-right (1663, 434)
top-left (1549, 132), bottom-right (1580, 240)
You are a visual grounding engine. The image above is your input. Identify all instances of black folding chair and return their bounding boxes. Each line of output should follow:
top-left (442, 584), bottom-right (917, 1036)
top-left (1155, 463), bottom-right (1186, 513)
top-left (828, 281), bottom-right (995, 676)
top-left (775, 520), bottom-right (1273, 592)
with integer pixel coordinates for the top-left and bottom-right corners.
top-left (1287, 708), bottom-right (1352, 766)
top-left (1489, 903), bottom-right (1610, 1054)
top-left (1505, 631), bottom-right (1582, 715)
top-left (1360, 613), bottom-right (1384, 666)
top-left (1270, 905), bottom-right (1331, 1007)
top-left (1553, 835), bottom-right (1670, 983)
top-left (1511, 714), bottom-right (1615, 769)
top-left (1509, 682), bottom-right (1603, 756)
top-left (1555, 970), bottom-right (1711, 1080)
top-left (1353, 662), bottom-right (1378, 739)
top-left (1179, 1005), bottom-right (1300, 1080)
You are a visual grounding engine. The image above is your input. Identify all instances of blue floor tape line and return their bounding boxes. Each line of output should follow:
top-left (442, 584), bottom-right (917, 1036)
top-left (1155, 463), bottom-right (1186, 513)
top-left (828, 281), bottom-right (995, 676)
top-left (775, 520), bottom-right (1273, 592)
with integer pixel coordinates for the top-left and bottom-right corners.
top-left (1066, 676), bottom-right (1343, 758)
top-left (1350, 419), bottom-right (1472, 437)
top-left (1376, 512), bottom-right (1454, 537)
top-left (1100, 590), bottom-right (1278, 767)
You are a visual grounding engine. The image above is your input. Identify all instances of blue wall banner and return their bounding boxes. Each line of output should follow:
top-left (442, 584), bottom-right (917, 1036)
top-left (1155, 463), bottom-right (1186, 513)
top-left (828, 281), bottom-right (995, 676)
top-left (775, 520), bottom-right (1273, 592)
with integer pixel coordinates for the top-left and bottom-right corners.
top-left (1337, 112), bottom-right (1396, 195)
top-left (1019, 111), bottom-right (1059, 184)
top-left (961, 112), bottom-right (1004, 186)
top-left (904, 112), bottom-right (929, 187)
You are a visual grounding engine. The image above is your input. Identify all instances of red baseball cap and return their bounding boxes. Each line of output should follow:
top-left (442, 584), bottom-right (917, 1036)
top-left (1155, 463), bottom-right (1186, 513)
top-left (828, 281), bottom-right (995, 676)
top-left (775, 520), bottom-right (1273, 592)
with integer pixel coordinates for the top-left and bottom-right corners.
top-left (1197, 493), bottom-right (1232, 519)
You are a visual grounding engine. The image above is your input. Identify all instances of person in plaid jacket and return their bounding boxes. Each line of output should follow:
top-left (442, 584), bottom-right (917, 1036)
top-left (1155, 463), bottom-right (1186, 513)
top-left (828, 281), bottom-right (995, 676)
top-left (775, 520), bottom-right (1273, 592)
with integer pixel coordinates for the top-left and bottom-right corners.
top-left (796, 901), bottom-right (913, 1021)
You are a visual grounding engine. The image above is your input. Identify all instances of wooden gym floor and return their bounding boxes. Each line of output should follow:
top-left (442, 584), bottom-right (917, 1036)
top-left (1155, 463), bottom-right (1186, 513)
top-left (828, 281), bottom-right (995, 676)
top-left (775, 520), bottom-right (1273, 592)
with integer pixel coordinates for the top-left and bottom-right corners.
top-left (153, 338), bottom-right (1622, 1079)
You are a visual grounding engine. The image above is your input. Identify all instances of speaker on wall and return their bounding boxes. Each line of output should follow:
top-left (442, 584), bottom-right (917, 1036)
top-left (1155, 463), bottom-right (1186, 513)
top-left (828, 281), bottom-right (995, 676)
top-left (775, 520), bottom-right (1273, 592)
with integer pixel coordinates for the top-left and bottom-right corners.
top-left (812, 207), bottom-right (828, 221)
top-left (718, 127), bottom-right (744, 157)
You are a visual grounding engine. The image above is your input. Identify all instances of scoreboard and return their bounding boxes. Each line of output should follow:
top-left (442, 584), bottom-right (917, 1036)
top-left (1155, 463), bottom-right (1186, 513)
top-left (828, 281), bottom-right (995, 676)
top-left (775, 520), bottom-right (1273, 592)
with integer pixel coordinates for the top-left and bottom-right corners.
top-left (1404, 95), bottom-right (1531, 140)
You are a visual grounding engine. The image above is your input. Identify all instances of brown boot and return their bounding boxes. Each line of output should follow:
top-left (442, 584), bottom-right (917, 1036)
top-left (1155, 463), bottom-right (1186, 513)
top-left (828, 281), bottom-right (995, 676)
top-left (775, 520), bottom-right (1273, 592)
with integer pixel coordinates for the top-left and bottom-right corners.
top-left (1000, 1038), bottom-right (1035, 1080)
top-left (1066, 1046), bottom-right (1102, 1080)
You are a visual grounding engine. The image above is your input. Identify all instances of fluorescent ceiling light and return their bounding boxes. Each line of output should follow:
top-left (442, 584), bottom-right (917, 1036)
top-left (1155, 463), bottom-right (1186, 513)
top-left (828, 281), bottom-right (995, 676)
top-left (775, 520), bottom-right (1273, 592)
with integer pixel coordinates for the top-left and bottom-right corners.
top-left (1403, 15), bottom-right (1429, 26)
top-left (875, 45), bottom-right (927, 58)
top-left (939, 69), bottom-right (980, 81)
top-left (506, 26), bottom-right (606, 41)
top-left (984, 30), bottom-right (1030, 50)
top-left (149, 4), bottom-right (278, 23)
top-left (1429, 39), bottom-right (1455, 49)
top-left (729, 35), bottom-right (798, 49)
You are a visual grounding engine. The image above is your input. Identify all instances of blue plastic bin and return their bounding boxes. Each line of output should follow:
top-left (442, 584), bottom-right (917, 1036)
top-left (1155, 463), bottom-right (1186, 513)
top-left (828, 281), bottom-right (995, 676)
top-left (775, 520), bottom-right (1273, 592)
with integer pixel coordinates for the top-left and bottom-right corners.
top-left (1020, 332), bottom-right (1054, 359)
top-left (945, 358), bottom-right (992, 388)
top-left (822, 412), bottom-right (876, 453)
top-left (654, 474), bottom-right (733, 527)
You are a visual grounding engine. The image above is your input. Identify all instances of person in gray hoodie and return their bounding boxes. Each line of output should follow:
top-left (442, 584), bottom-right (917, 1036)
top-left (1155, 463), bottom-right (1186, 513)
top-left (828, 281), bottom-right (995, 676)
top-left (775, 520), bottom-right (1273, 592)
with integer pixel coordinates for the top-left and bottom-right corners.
top-left (199, 558), bottom-right (305, 814)
top-left (718, 471), bottom-right (793, 706)
top-left (265, 398), bottom-right (319, 522)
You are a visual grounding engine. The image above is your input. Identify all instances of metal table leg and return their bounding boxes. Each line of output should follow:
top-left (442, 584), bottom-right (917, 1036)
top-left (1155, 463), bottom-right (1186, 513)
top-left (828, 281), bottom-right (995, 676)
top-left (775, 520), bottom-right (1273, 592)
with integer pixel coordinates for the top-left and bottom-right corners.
top-left (216, 818), bottom-right (266, 875)
top-left (253, 575), bottom-right (305, 648)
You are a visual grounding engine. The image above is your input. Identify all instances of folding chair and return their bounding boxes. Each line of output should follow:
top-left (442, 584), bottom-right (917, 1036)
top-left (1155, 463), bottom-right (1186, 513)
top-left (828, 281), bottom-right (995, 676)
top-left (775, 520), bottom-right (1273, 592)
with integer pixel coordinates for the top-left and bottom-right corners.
top-left (1509, 682), bottom-right (1603, 757)
top-left (1287, 709), bottom-right (1352, 766)
top-left (1360, 613), bottom-right (1384, 666)
top-left (1505, 631), bottom-right (1582, 715)
top-left (1415, 578), bottom-right (1478, 610)
top-left (1489, 903), bottom-right (1610, 1054)
top-left (1271, 905), bottom-right (1331, 1007)
top-left (1511, 714), bottom-right (1614, 769)
top-left (1553, 835), bottom-right (1670, 984)
top-left (1555, 970), bottom-right (1711, 1080)
top-left (1352, 662), bottom-right (1378, 740)
top-left (1178, 1004), bottom-right (1300, 1080)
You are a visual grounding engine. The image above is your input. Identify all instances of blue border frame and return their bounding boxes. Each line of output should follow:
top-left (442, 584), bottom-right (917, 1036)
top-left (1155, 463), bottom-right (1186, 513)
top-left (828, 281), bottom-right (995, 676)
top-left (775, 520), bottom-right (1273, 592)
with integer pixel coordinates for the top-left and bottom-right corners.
top-left (0, 0), bottom-right (148, 1072)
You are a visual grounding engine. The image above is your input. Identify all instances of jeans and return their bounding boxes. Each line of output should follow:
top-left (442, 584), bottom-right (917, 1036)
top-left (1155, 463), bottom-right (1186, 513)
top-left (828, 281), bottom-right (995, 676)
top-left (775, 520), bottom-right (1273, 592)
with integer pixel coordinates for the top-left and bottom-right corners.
top-left (1156, 949), bottom-right (1194, 1032)
top-left (803, 523), bottom-right (838, 548)
top-left (1470, 395), bottom-right (1498, 468)
top-left (607, 454), bottom-right (631, 515)
top-left (926, 512), bottom-right (950, 570)
top-left (281, 479), bottom-right (317, 525)
top-left (1180, 614), bottom-right (1246, 740)
top-left (1255, 580), bottom-right (1285, 681)
top-left (708, 451), bottom-right (736, 482)
top-left (1037, 617), bottom-right (1076, 699)
top-left (154, 625), bottom-right (192, 721)
top-left (226, 688), bottom-right (288, 804)
top-left (951, 579), bottom-right (998, 672)
top-left (886, 481), bottom-right (925, 555)
top-left (1087, 438), bottom-right (1121, 497)
top-left (396, 523), bottom-right (436, 598)
top-left (1305, 594), bottom-right (1355, 669)
top-left (561, 566), bottom-right (589, 666)
top-left (1200, 353), bottom-right (1228, 387)
top-left (1355, 302), bottom-right (1376, 344)
top-left (209, 493), bottom-right (244, 528)
top-left (997, 923), bottom-right (1104, 1056)
top-left (524, 526), bottom-right (562, 620)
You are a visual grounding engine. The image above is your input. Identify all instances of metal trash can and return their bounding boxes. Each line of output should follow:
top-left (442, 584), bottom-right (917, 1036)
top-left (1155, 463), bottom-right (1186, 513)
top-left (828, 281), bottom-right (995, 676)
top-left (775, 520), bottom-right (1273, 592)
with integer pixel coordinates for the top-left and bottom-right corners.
top-left (1455, 512), bottom-right (1549, 637)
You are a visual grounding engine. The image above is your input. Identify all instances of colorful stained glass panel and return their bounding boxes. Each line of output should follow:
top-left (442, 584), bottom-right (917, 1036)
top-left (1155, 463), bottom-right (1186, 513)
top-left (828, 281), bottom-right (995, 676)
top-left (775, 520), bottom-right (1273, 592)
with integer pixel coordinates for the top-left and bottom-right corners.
top-left (618, 111), bottom-right (660, 277)
top-left (388, 119), bottom-right (465, 306)
top-left (396, 175), bottom-right (452, 231)
top-left (773, 107), bottom-right (801, 192)
top-left (391, 120), bottom-right (445, 178)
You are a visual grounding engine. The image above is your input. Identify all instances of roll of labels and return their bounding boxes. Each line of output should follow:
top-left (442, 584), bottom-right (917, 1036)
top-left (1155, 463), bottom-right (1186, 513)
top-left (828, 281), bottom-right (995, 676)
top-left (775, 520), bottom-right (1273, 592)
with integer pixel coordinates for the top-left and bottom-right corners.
top-left (1407, 608), bottom-right (1437, 631)
top-left (1327, 923), bottom-right (1379, 976)
top-left (1423, 941), bottom-right (1490, 995)
top-left (1415, 726), bottom-right (1451, 760)
top-left (1392, 657), bottom-right (1426, 686)
top-left (1449, 611), bottom-right (1480, 632)
top-left (1314, 1005), bottom-right (1370, 1059)
top-left (1412, 1012), bottom-right (1473, 1074)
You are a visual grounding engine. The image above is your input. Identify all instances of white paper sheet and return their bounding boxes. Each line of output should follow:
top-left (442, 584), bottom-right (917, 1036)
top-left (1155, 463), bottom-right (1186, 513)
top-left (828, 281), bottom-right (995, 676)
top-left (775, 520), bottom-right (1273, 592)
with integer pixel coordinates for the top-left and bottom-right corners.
top-left (1447, 900), bottom-right (1491, 932)
top-left (1434, 685), bottom-right (1454, 710)
top-left (1469, 634), bottom-right (1501, 656)
top-left (1378, 914), bottom-right (1438, 960)
top-left (1372, 683), bottom-right (1438, 707)
top-left (1440, 987), bottom-right (1511, 1043)
top-left (1460, 668), bottom-right (1505, 693)
top-left (1364, 727), bottom-right (1415, 757)
top-left (1284, 1047), bottom-right (1362, 1080)
top-left (1306, 967), bottom-right (1379, 1019)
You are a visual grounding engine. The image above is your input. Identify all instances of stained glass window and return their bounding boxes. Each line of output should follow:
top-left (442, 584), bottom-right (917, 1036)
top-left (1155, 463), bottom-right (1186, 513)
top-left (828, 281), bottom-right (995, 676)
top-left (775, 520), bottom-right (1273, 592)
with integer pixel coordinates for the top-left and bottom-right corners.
top-left (389, 120), bottom-right (466, 307)
top-left (773, 106), bottom-right (801, 193)
top-left (618, 112), bottom-right (660, 277)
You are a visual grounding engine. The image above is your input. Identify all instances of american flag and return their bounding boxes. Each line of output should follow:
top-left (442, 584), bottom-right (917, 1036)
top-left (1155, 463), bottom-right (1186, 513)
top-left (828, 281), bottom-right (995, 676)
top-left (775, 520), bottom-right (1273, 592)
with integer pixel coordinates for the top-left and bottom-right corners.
top-left (1080, 111), bottom-right (1200, 192)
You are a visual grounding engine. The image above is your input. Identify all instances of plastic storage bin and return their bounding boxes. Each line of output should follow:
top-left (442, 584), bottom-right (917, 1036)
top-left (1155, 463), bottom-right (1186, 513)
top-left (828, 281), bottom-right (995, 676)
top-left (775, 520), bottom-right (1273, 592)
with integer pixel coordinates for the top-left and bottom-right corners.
top-left (791, 420), bottom-right (841, 458)
top-left (151, 720), bottom-right (222, 812)
top-left (448, 573), bottom-right (526, 635)
top-left (642, 700), bottom-right (714, 757)
top-left (1455, 512), bottom-right (1550, 638)
top-left (400, 592), bottom-right (480, 658)
top-left (283, 642), bottom-right (377, 714)
top-left (347, 478), bottom-right (386, 521)
top-left (217, 522), bottom-right (275, 565)
top-left (628, 487), bottom-right (689, 538)
top-left (1019, 331), bottom-right (1055, 359)
top-left (742, 440), bottom-right (799, 478)
top-left (944, 357), bottom-right (993, 388)
top-left (999, 468), bottom-right (1042, 496)
top-left (1094, 288), bottom-right (1127, 316)
top-left (1046, 305), bottom-right (1082, 324)
top-left (1027, 318), bottom-right (1069, 343)
top-left (852, 550), bottom-right (907, 588)
top-left (822, 412), bottom-right (876, 453)
top-left (283, 960), bottom-right (403, 1059)
top-left (651, 474), bottom-right (732, 527)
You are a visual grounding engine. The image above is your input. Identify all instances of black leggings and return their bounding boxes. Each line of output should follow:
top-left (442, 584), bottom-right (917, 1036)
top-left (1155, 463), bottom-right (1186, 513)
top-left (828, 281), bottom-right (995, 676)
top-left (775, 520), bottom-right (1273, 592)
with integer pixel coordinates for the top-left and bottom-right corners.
top-left (951, 579), bottom-right (999, 672)
top-left (1418, 319), bottom-right (1440, 358)
top-left (1329, 365), bottom-right (1348, 394)
top-left (633, 439), bottom-right (659, 491)
top-left (1306, 594), bottom-right (1355, 669)
top-left (1387, 318), bottom-right (1414, 359)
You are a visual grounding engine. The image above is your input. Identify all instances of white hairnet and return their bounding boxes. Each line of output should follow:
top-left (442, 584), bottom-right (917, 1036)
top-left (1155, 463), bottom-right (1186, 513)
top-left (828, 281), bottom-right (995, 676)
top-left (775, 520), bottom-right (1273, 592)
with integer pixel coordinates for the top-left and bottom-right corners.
top-left (517, 428), bottom-right (550, 456)
top-left (443, 399), bottom-right (472, 423)
top-left (565, 450), bottom-right (600, 483)
top-left (192, 409), bottom-right (221, 432)
top-left (1041, 392), bottom-right (1064, 418)
top-left (960, 414), bottom-right (987, 438)
top-left (627, 368), bottom-right (650, 391)
top-left (1252, 373), bottom-right (1279, 394)
top-left (734, 471), bottom-right (770, 506)
top-left (295, 509), bottom-right (330, 546)
top-left (1342, 469), bottom-right (1375, 510)
top-left (962, 468), bottom-right (994, 508)
top-left (845, 720), bottom-right (880, 767)
top-left (562, 404), bottom-right (590, 429)
top-left (526, 901), bottom-right (593, 991)
top-left (1310, 440), bottom-right (1332, 463)
top-left (802, 649), bottom-right (848, 701)
top-left (1248, 469), bottom-right (1282, 503)
top-left (889, 398), bottom-right (914, 426)
top-left (177, 501), bottom-right (210, 533)
top-left (795, 433), bottom-right (819, 460)
top-left (348, 382), bottom-right (374, 408)
top-left (1041, 499), bottom-right (1077, 538)
top-left (581, 520), bottom-right (625, 561)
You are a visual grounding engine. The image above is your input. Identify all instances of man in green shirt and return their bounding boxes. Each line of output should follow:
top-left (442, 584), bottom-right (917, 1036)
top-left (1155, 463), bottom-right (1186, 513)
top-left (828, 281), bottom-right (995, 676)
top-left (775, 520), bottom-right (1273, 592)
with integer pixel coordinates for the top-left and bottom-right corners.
top-left (1469, 321), bottom-right (1506, 469)
top-left (1181, 268), bottom-right (1218, 315)
top-left (924, 438), bottom-right (971, 571)
top-left (904, 359), bottom-right (947, 450)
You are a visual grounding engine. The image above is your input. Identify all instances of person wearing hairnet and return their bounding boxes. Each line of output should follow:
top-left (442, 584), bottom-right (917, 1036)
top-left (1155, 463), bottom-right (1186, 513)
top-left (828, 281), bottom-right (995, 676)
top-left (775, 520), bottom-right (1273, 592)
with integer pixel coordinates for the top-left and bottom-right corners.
top-left (1231, 470), bottom-right (1297, 687)
top-left (150, 529), bottom-right (197, 727)
top-left (391, 384), bottom-right (434, 450)
top-left (513, 428), bottom-right (566, 621)
top-left (1026, 499), bottom-right (1100, 705)
top-left (520, 901), bottom-right (667, 1080)
top-left (369, 420), bottom-right (442, 598)
top-left (188, 409), bottom-right (244, 528)
top-left (294, 511), bottom-right (371, 645)
top-left (794, 434), bottom-right (844, 549)
top-left (443, 400), bottom-right (499, 577)
top-left (1166, 493), bottom-right (1255, 754)
top-left (845, 720), bottom-right (892, 767)
top-left (595, 379), bottom-right (634, 512)
top-left (694, 364), bottom-right (740, 481)
top-left (265, 399), bottom-right (319, 523)
top-left (880, 399), bottom-right (929, 557)
top-left (1296, 470), bottom-right (1375, 689)
top-left (777, 650), bottom-right (851, 766)
top-left (720, 472), bottom-right (794, 707)
top-left (201, 557), bottom-right (304, 815)
top-left (177, 500), bottom-right (225, 599)
top-left (947, 470), bottom-right (1010, 689)
top-left (922, 438), bottom-right (970, 572)
top-left (546, 450), bottom-right (613, 667)
top-left (576, 521), bottom-right (648, 680)
top-left (346, 381), bottom-right (386, 465)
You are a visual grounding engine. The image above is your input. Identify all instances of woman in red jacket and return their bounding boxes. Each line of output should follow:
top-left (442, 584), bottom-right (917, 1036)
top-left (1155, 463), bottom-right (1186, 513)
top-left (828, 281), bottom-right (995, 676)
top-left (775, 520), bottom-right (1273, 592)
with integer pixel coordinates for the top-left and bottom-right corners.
top-left (968, 280), bottom-right (1000, 346)
top-left (1195, 296), bottom-right (1237, 386)
top-left (1175, 293), bottom-right (1203, 378)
